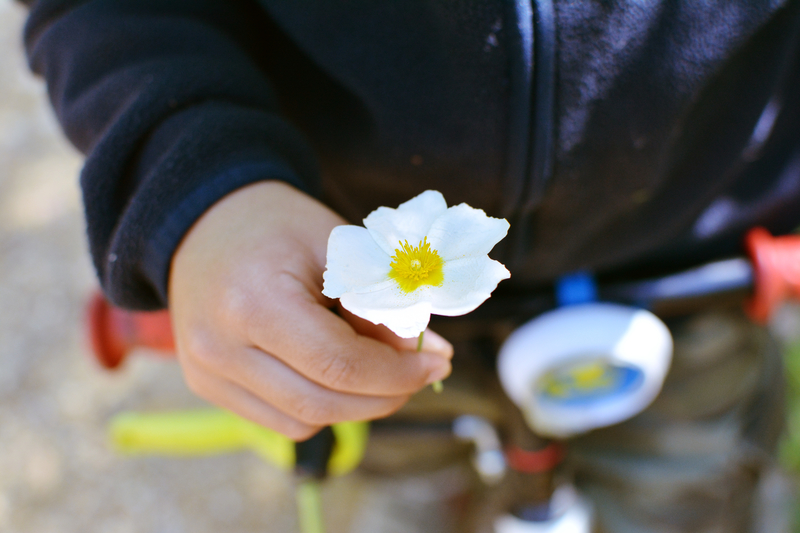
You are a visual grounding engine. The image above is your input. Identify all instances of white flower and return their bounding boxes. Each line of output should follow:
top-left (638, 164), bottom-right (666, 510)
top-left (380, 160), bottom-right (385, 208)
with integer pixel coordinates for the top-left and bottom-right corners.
top-left (322, 190), bottom-right (510, 338)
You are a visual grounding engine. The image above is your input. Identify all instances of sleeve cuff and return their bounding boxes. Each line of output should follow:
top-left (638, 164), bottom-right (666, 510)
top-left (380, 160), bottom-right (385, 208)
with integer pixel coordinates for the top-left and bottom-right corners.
top-left (104, 159), bottom-right (306, 309)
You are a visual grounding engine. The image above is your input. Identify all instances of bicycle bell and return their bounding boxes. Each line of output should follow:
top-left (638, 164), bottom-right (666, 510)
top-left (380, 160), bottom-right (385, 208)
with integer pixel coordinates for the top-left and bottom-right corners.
top-left (497, 300), bottom-right (673, 439)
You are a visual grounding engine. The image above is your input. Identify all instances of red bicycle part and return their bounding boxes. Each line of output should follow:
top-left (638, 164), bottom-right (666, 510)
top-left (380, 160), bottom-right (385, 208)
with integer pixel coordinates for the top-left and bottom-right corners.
top-left (86, 292), bottom-right (176, 370)
top-left (504, 442), bottom-right (565, 474)
top-left (745, 227), bottom-right (800, 324)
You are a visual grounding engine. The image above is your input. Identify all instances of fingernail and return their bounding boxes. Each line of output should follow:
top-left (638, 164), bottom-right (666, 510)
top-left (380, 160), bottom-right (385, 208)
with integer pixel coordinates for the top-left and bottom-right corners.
top-left (426, 360), bottom-right (451, 384)
top-left (421, 330), bottom-right (453, 358)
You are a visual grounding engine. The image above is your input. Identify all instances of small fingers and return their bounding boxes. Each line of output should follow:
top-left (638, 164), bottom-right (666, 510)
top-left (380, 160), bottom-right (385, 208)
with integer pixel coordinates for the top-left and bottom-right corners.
top-left (185, 342), bottom-right (411, 427)
top-left (249, 298), bottom-right (452, 395)
top-left (182, 360), bottom-right (321, 441)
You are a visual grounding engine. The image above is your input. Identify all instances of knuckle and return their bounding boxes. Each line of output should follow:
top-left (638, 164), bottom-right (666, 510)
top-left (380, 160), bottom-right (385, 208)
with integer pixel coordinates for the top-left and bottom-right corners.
top-left (293, 395), bottom-right (336, 426)
top-left (281, 423), bottom-right (321, 442)
top-left (181, 366), bottom-right (209, 399)
top-left (181, 327), bottom-right (228, 372)
top-left (318, 352), bottom-right (360, 391)
top-left (217, 282), bottom-right (258, 327)
top-left (373, 396), bottom-right (410, 420)
top-left (184, 378), bottom-right (207, 400)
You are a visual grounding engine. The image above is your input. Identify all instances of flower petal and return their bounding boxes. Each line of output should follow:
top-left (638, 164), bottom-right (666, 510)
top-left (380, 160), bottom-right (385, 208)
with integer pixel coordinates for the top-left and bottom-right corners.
top-left (426, 204), bottom-right (510, 261)
top-left (363, 190), bottom-right (448, 256)
top-left (322, 225), bottom-right (392, 298)
top-left (340, 286), bottom-right (433, 338)
top-left (428, 256), bottom-right (510, 316)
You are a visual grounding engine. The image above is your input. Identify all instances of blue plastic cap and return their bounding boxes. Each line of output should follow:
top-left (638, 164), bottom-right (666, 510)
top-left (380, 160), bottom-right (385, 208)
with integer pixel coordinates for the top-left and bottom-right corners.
top-left (555, 272), bottom-right (598, 307)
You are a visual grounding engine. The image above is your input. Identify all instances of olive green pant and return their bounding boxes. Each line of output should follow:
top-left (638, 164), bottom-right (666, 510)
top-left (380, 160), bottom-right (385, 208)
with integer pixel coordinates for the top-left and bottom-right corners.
top-left (569, 308), bottom-right (785, 533)
top-left (360, 307), bottom-right (785, 533)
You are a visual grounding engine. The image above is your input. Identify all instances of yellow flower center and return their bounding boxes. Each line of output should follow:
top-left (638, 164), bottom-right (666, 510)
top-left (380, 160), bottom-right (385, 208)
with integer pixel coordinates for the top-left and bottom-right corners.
top-left (389, 237), bottom-right (444, 293)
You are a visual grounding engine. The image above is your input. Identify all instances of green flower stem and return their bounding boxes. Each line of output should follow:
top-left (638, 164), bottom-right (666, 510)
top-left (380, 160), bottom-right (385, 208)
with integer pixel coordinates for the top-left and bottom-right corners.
top-left (418, 331), bottom-right (444, 393)
top-left (296, 479), bottom-right (325, 533)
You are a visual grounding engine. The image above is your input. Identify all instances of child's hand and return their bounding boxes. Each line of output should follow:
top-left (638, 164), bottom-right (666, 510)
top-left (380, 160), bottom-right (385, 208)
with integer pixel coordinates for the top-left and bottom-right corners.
top-left (168, 181), bottom-right (453, 440)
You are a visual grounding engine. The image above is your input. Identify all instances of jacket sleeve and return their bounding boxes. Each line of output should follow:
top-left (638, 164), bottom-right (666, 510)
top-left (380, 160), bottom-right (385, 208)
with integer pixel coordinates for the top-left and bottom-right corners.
top-left (22, 0), bottom-right (321, 309)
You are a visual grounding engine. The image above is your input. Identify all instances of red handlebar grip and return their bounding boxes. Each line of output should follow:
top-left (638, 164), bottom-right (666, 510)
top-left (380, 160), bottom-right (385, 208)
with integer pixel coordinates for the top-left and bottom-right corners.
top-left (86, 292), bottom-right (176, 370)
top-left (745, 227), bottom-right (800, 323)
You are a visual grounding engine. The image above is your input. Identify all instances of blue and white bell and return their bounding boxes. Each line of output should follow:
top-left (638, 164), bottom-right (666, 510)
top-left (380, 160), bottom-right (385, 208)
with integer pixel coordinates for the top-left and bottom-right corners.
top-left (497, 302), bottom-right (673, 438)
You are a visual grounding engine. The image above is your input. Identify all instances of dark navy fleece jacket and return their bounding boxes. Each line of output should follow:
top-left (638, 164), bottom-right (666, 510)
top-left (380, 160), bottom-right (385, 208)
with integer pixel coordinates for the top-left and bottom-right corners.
top-left (21, 0), bottom-right (800, 311)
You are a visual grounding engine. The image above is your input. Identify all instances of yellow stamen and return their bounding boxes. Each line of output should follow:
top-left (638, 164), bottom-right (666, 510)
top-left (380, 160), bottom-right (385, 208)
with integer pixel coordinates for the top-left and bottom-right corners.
top-left (389, 237), bottom-right (444, 293)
